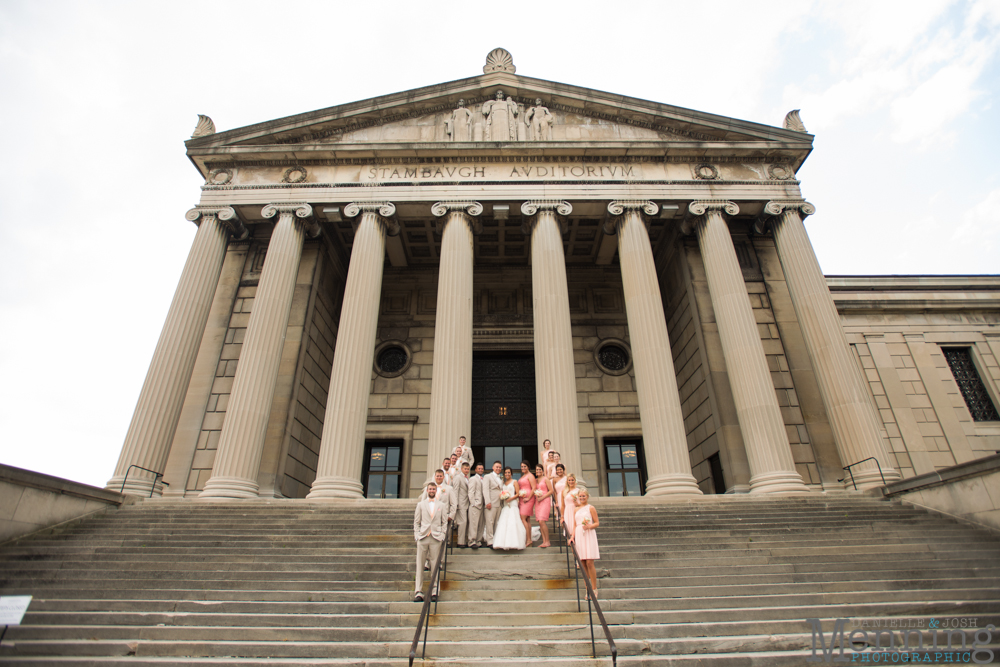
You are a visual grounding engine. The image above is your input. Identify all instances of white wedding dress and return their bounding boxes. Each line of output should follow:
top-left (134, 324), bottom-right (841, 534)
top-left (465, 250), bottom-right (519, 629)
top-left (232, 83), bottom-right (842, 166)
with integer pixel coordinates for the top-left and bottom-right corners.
top-left (492, 481), bottom-right (526, 550)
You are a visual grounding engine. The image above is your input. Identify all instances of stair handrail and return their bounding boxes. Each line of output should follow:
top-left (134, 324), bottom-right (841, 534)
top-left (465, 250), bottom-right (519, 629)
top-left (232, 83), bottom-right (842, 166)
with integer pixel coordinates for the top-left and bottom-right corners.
top-left (120, 465), bottom-right (169, 498)
top-left (408, 520), bottom-right (453, 667)
top-left (838, 457), bottom-right (886, 490)
top-left (560, 512), bottom-right (617, 667)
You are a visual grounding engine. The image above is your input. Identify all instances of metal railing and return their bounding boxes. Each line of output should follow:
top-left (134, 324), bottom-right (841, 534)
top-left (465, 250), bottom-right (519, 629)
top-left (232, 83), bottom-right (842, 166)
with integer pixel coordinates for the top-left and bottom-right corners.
top-left (559, 508), bottom-right (617, 666)
top-left (838, 457), bottom-right (887, 490)
top-left (120, 465), bottom-right (168, 498)
top-left (408, 520), bottom-right (453, 667)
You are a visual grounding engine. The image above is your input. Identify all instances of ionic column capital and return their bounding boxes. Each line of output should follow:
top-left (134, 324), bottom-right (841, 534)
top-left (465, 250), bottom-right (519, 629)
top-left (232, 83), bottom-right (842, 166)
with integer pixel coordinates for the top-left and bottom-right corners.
top-left (680, 200), bottom-right (740, 235)
top-left (431, 201), bottom-right (484, 235)
top-left (343, 201), bottom-right (400, 236)
top-left (520, 200), bottom-right (572, 234)
top-left (261, 203), bottom-right (321, 239)
top-left (755, 200), bottom-right (817, 234)
top-left (603, 200), bottom-right (659, 234)
top-left (185, 206), bottom-right (248, 240)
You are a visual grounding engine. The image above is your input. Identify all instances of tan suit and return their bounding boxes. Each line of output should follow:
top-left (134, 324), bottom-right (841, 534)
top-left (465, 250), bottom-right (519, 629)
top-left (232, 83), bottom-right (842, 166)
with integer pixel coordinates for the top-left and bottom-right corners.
top-left (453, 474), bottom-right (470, 546)
top-left (413, 497), bottom-right (448, 596)
top-left (419, 484), bottom-right (456, 520)
top-left (458, 445), bottom-right (474, 471)
top-left (467, 474), bottom-right (485, 546)
top-left (483, 471), bottom-right (503, 546)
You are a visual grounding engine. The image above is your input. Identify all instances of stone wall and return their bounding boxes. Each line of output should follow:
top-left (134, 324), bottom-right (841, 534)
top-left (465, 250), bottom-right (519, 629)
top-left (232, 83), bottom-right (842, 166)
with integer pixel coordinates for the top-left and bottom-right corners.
top-left (884, 453), bottom-right (1000, 532)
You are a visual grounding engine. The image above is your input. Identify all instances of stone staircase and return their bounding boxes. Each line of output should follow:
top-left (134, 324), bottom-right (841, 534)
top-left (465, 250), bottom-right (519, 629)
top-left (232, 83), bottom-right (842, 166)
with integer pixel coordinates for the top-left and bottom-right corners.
top-left (0, 495), bottom-right (997, 665)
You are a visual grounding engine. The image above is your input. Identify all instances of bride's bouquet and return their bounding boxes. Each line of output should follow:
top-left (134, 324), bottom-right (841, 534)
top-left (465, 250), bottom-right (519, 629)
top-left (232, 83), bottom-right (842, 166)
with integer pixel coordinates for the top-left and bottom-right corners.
top-left (499, 490), bottom-right (512, 502)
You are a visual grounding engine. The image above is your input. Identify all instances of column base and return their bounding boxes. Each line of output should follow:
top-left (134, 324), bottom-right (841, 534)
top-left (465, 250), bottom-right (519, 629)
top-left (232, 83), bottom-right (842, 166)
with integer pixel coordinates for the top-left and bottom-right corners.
top-left (105, 476), bottom-right (164, 498)
top-left (748, 470), bottom-right (810, 494)
top-left (307, 476), bottom-right (365, 499)
top-left (841, 466), bottom-right (902, 491)
top-left (199, 476), bottom-right (259, 499)
top-left (645, 474), bottom-right (704, 497)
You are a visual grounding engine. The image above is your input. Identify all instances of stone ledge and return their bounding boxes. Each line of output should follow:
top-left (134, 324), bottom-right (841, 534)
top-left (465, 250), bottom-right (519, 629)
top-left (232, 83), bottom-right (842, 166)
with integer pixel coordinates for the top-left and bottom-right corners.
top-left (882, 453), bottom-right (1000, 497)
top-left (0, 464), bottom-right (125, 505)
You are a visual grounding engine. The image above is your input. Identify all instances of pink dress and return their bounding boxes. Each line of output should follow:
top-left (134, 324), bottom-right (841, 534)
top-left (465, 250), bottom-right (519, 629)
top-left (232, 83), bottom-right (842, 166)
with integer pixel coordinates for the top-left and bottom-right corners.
top-left (573, 505), bottom-right (600, 561)
top-left (518, 475), bottom-right (535, 517)
top-left (534, 477), bottom-right (551, 521)
top-left (554, 477), bottom-right (567, 517)
top-left (562, 487), bottom-right (579, 538)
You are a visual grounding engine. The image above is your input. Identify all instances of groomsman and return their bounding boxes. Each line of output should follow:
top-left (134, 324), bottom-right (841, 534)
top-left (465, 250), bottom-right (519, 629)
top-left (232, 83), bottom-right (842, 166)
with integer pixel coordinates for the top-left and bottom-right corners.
top-left (482, 461), bottom-right (503, 548)
top-left (420, 469), bottom-right (456, 521)
top-left (453, 462), bottom-right (471, 547)
top-left (467, 463), bottom-right (485, 548)
top-left (441, 458), bottom-right (455, 486)
top-left (413, 482), bottom-right (447, 602)
top-left (447, 454), bottom-right (461, 485)
top-left (456, 436), bottom-right (474, 471)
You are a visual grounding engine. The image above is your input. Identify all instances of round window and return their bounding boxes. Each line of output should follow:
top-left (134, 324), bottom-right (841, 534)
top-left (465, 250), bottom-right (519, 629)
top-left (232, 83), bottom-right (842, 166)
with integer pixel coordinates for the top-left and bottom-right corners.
top-left (373, 341), bottom-right (412, 378)
top-left (593, 338), bottom-right (633, 376)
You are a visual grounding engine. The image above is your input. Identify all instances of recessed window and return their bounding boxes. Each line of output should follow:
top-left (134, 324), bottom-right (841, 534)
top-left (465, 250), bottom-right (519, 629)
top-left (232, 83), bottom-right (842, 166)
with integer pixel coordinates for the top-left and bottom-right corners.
top-left (373, 341), bottom-right (412, 378)
top-left (593, 338), bottom-right (633, 376)
top-left (942, 347), bottom-right (1000, 422)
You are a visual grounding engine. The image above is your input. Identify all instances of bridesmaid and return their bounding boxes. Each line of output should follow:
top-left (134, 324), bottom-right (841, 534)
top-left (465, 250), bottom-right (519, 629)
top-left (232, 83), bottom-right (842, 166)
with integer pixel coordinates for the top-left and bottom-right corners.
top-left (552, 464), bottom-right (567, 520)
top-left (540, 438), bottom-right (553, 472)
top-left (517, 461), bottom-right (537, 547)
top-left (533, 464), bottom-right (553, 548)
top-left (568, 489), bottom-right (600, 598)
top-left (561, 474), bottom-right (580, 546)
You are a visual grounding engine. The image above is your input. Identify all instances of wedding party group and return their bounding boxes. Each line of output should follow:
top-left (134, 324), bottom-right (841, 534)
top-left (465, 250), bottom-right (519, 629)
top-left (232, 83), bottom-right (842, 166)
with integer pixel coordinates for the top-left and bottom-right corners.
top-left (413, 437), bottom-right (601, 603)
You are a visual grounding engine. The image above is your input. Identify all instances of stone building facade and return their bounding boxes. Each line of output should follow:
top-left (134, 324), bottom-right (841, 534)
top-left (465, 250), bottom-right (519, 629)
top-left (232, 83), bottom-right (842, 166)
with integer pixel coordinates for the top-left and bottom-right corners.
top-left (107, 49), bottom-right (1000, 500)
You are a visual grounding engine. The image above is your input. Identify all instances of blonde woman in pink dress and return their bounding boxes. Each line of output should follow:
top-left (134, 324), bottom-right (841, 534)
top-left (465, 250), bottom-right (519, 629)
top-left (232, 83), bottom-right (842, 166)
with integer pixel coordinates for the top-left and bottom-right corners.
top-left (517, 461), bottom-right (537, 547)
top-left (560, 474), bottom-right (580, 543)
top-left (533, 464), bottom-right (553, 548)
top-left (568, 489), bottom-right (600, 598)
top-left (552, 464), bottom-right (567, 519)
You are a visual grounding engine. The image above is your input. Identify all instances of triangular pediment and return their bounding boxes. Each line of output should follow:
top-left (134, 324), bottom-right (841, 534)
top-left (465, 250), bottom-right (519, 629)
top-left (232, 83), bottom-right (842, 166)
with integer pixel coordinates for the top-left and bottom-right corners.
top-left (186, 50), bottom-right (813, 175)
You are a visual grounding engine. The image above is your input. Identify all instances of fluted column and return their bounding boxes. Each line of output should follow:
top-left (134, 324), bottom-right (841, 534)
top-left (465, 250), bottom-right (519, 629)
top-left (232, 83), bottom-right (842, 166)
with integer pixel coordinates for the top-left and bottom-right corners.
top-left (107, 206), bottom-right (246, 496)
top-left (521, 200), bottom-right (582, 477)
top-left (308, 203), bottom-right (399, 499)
top-left (200, 203), bottom-right (318, 498)
top-left (426, 201), bottom-right (482, 480)
top-left (688, 201), bottom-right (808, 494)
top-left (606, 201), bottom-right (703, 496)
top-left (764, 201), bottom-right (900, 489)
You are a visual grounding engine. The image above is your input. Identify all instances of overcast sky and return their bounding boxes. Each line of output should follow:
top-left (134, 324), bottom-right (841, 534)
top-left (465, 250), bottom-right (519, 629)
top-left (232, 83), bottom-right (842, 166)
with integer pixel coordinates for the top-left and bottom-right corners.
top-left (1, 0), bottom-right (998, 489)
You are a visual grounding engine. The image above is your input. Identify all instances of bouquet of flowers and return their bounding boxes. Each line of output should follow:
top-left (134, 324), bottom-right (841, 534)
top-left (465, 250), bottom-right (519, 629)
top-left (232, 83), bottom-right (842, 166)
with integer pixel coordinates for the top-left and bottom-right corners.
top-left (518, 488), bottom-right (529, 499)
top-left (533, 489), bottom-right (544, 498)
top-left (499, 490), bottom-right (512, 502)
top-left (581, 516), bottom-right (592, 527)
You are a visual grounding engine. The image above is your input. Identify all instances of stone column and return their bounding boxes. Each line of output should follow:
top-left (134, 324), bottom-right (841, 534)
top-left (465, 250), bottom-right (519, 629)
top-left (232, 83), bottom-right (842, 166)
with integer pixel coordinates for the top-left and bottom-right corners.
top-left (107, 206), bottom-right (246, 496)
top-left (521, 200), bottom-right (582, 477)
top-left (764, 201), bottom-right (901, 489)
top-left (426, 201), bottom-right (482, 479)
top-left (687, 201), bottom-right (808, 494)
top-left (200, 203), bottom-right (318, 498)
top-left (605, 201), bottom-right (703, 496)
top-left (308, 203), bottom-right (399, 499)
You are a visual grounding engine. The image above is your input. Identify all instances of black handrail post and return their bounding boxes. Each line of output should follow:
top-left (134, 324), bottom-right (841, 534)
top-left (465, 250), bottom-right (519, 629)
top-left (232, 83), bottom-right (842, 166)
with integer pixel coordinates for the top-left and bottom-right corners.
top-left (588, 597), bottom-right (596, 657)
top-left (839, 457), bottom-right (887, 490)
top-left (120, 465), bottom-right (168, 498)
top-left (847, 467), bottom-right (857, 490)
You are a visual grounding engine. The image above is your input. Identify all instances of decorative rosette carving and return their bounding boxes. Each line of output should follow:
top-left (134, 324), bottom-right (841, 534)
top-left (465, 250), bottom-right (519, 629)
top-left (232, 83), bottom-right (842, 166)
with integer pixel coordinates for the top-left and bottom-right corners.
top-left (343, 201), bottom-right (400, 236)
top-left (766, 164), bottom-right (794, 181)
top-left (431, 201), bottom-right (484, 235)
top-left (604, 200), bottom-right (659, 235)
top-left (693, 164), bottom-right (719, 180)
top-left (207, 168), bottom-right (233, 186)
top-left (261, 203), bottom-right (321, 239)
top-left (281, 166), bottom-right (308, 184)
top-left (185, 205), bottom-right (248, 240)
top-left (483, 48), bottom-right (516, 74)
top-left (191, 114), bottom-right (215, 138)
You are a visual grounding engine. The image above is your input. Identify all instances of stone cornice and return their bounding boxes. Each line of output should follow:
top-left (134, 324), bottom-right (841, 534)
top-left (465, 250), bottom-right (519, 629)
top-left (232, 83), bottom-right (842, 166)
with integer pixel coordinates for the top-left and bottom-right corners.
top-left (185, 205), bottom-right (248, 240)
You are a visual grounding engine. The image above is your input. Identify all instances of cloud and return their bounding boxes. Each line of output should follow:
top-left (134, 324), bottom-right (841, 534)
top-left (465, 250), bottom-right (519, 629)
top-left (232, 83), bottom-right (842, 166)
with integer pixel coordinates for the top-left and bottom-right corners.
top-left (951, 187), bottom-right (1000, 245)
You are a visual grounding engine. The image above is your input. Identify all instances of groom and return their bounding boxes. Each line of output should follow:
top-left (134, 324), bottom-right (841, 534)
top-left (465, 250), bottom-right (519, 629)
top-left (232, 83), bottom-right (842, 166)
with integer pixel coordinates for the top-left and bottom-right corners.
top-left (482, 461), bottom-right (503, 548)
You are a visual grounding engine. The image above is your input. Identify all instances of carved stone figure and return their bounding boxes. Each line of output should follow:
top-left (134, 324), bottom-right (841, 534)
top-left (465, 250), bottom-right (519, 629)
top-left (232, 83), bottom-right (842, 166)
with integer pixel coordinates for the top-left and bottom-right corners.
top-left (481, 91), bottom-right (519, 141)
top-left (446, 99), bottom-right (474, 142)
top-left (525, 99), bottom-right (554, 141)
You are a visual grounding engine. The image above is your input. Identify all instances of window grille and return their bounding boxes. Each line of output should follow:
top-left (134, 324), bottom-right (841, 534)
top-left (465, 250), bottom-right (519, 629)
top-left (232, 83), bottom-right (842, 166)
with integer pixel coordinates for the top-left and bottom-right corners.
top-left (942, 348), bottom-right (1000, 422)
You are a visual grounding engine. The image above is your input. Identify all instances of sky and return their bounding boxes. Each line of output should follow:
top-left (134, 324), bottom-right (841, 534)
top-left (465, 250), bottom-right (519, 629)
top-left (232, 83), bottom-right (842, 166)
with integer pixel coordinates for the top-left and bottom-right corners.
top-left (1, 0), bottom-right (998, 489)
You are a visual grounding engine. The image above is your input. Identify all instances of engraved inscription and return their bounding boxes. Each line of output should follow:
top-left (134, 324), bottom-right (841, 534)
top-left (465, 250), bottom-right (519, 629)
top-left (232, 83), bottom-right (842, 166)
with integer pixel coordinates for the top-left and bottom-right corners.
top-left (364, 163), bottom-right (638, 182)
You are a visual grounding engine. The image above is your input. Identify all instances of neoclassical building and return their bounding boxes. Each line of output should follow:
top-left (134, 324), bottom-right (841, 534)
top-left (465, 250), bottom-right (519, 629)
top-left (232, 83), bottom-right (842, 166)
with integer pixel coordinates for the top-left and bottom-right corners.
top-left (107, 49), bottom-right (1000, 501)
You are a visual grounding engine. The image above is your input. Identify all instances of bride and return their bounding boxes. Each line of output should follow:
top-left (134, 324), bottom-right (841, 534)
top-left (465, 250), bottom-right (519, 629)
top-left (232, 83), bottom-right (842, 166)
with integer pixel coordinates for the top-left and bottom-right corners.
top-left (492, 467), bottom-right (526, 550)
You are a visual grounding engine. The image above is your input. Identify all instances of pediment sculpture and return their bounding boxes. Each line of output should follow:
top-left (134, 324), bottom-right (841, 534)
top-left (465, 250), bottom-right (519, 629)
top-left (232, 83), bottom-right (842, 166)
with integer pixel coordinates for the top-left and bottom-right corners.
top-left (525, 99), bottom-right (554, 141)
top-left (445, 99), bottom-right (474, 142)
top-left (482, 91), bottom-right (519, 141)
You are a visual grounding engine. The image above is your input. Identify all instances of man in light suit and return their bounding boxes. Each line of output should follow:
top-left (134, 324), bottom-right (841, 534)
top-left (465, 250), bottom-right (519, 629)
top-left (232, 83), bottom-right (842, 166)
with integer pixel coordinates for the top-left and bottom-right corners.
top-left (453, 462), bottom-right (471, 547)
top-left (413, 482), bottom-right (447, 602)
top-left (482, 460), bottom-right (504, 548)
top-left (467, 462), bottom-right (485, 548)
top-left (456, 436), bottom-right (474, 471)
top-left (441, 458), bottom-right (455, 486)
top-left (420, 469), bottom-right (456, 520)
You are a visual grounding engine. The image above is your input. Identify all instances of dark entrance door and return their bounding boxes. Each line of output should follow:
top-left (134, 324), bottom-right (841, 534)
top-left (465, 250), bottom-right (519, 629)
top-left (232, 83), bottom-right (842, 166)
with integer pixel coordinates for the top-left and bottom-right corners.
top-left (471, 354), bottom-right (537, 478)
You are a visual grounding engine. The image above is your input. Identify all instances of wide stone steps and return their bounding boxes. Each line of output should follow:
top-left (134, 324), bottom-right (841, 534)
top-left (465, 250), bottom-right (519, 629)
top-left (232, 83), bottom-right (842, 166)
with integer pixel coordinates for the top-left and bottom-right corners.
top-left (1, 495), bottom-right (998, 666)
